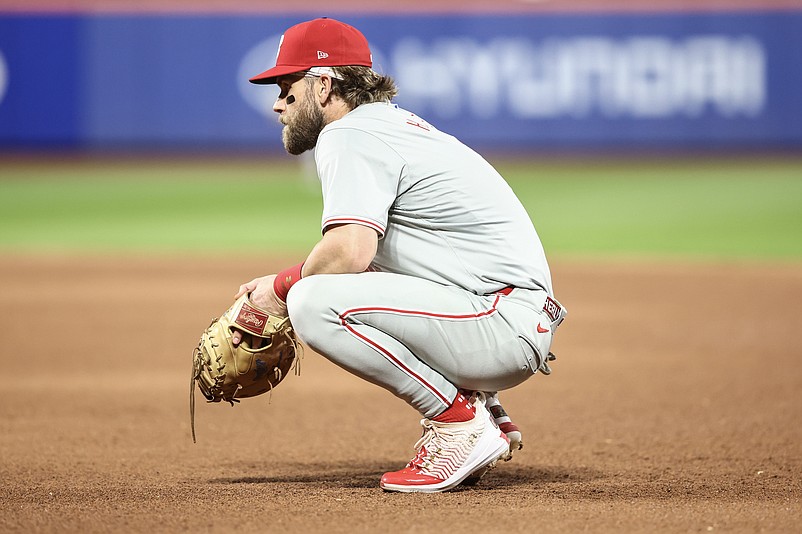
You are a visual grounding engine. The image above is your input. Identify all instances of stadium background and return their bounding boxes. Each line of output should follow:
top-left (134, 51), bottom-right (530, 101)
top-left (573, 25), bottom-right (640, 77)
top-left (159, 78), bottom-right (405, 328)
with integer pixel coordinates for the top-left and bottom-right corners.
top-left (1, 1), bottom-right (800, 532)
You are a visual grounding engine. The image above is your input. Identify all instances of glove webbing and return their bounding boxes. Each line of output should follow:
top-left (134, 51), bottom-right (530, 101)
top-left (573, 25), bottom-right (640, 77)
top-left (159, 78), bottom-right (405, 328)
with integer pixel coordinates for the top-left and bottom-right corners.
top-left (189, 325), bottom-right (303, 444)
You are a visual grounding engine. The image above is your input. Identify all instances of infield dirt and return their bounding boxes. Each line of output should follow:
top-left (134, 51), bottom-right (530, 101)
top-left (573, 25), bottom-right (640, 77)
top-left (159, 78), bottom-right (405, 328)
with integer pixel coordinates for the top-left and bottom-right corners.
top-left (0, 255), bottom-right (799, 532)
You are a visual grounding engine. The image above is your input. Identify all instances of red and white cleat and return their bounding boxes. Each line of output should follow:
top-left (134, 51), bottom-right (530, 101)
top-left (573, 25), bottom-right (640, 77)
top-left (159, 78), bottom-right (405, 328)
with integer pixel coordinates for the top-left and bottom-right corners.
top-left (380, 393), bottom-right (510, 493)
top-left (460, 393), bottom-right (524, 486)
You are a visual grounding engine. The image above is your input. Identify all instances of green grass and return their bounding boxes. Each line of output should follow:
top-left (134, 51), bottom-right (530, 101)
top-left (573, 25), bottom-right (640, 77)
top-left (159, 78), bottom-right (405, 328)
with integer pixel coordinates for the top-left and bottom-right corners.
top-left (499, 158), bottom-right (802, 261)
top-left (0, 156), bottom-right (800, 261)
top-left (0, 159), bottom-right (323, 254)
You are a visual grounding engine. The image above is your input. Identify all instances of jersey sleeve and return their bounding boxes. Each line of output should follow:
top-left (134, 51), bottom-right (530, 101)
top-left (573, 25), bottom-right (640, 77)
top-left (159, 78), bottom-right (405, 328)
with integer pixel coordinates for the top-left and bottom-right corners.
top-left (315, 127), bottom-right (405, 238)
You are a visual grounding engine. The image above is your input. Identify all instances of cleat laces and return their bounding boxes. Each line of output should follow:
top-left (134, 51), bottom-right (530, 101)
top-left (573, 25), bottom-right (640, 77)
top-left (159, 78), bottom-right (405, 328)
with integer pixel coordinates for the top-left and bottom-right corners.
top-left (407, 418), bottom-right (481, 479)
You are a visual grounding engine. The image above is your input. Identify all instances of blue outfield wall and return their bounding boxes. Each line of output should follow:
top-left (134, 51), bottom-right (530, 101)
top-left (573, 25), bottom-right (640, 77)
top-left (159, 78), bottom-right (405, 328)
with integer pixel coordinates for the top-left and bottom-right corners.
top-left (0, 12), bottom-right (801, 152)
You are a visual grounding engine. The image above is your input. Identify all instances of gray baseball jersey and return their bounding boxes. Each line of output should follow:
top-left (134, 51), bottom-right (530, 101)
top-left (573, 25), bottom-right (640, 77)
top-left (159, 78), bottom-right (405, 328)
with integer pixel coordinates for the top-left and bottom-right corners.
top-left (287, 102), bottom-right (565, 418)
top-left (314, 102), bottom-right (553, 296)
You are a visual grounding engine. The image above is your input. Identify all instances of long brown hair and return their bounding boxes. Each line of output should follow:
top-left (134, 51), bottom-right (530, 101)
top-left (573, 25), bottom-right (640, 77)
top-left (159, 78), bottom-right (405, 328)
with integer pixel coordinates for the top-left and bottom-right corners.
top-left (327, 66), bottom-right (398, 110)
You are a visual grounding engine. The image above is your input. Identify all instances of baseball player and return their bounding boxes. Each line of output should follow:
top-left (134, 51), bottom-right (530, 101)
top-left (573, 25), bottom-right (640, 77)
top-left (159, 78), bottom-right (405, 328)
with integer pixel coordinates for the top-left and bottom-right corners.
top-left (235, 17), bottom-right (566, 493)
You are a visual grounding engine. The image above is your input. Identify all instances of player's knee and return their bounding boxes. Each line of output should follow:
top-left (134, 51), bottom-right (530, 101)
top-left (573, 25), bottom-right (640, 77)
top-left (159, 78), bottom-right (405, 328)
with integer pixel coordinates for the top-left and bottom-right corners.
top-left (285, 275), bottom-right (333, 348)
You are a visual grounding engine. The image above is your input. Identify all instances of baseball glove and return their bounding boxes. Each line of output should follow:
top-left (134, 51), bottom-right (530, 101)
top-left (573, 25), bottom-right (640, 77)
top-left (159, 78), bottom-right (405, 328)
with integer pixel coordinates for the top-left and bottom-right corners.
top-left (190, 293), bottom-right (301, 442)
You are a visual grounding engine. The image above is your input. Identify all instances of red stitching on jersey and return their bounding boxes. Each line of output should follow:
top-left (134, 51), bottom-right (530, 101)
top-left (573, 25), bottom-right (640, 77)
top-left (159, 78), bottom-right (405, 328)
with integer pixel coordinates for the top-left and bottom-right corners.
top-left (337, 294), bottom-right (503, 406)
top-left (406, 119), bottom-right (430, 131)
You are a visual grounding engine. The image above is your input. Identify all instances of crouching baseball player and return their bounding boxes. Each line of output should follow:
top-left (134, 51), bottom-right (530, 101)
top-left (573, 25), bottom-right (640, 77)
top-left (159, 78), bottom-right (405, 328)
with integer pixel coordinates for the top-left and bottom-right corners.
top-left (236, 17), bottom-right (567, 493)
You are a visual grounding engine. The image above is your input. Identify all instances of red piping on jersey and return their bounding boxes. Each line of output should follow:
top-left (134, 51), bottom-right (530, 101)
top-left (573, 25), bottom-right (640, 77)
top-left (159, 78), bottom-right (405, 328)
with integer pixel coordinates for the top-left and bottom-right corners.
top-left (323, 216), bottom-right (385, 235)
top-left (337, 320), bottom-right (452, 406)
top-left (341, 293), bottom-right (503, 322)
top-left (337, 294), bottom-right (504, 406)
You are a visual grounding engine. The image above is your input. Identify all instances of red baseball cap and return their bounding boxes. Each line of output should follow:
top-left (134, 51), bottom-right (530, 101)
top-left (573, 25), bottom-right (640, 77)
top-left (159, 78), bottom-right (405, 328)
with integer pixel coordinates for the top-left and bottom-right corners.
top-left (249, 18), bottom-right (373, 85)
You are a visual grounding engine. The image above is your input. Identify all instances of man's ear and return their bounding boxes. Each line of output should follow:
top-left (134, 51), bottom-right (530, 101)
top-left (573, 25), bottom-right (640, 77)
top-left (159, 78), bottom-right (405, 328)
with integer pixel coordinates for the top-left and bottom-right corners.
top-left (317, 75), bottom-right (333, 104)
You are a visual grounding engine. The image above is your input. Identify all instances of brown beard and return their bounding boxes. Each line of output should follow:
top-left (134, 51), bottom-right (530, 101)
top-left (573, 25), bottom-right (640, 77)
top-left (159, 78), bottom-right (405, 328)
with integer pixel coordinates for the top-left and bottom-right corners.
top-left (281, 85), bottom-right (326, 155)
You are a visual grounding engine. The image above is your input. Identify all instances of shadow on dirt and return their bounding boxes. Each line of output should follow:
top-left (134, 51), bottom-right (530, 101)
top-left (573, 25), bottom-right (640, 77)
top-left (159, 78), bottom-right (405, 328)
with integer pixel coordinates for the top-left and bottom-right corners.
top-left (210, 462), bottom-right (603, 491)
top-left (481, 464), bottom-right (603, 488)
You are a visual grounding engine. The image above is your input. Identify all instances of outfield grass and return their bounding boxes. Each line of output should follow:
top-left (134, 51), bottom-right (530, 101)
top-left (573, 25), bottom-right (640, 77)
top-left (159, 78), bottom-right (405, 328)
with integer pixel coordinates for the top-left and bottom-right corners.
top-left (0, 156), bottom-right (800, 261)
top-left (501, 157), bottom-right (802, 261)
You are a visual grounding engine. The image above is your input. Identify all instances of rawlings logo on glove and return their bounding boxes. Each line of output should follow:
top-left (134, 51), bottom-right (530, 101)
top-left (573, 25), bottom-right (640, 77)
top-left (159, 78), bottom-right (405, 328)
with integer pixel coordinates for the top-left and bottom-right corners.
top-left (190, 293), bottom-right (301, 442)
top-left (235, 304), bottom-right (269, 333)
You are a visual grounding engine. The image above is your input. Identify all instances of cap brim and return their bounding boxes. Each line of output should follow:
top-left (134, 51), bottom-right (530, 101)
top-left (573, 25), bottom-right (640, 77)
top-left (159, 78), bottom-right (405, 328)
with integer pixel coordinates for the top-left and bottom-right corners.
top-left (249, 64), bottom-right (310, 85)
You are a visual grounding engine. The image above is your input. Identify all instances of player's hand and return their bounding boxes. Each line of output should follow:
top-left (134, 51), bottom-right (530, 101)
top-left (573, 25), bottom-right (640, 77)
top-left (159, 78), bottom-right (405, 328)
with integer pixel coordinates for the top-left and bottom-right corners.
top-left (232, 275), bottom-right (288, 345)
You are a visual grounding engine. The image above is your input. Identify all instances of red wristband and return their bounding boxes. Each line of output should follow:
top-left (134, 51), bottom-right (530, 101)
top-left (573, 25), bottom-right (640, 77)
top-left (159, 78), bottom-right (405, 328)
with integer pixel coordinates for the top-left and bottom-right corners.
top-left (273, 262), bottom-right (304, 302)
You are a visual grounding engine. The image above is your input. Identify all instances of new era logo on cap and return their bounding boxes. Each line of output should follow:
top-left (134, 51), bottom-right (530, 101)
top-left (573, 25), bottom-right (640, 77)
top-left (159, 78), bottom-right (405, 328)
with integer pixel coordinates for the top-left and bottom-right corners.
top-left (249, 17), bottom-right (373, 85)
